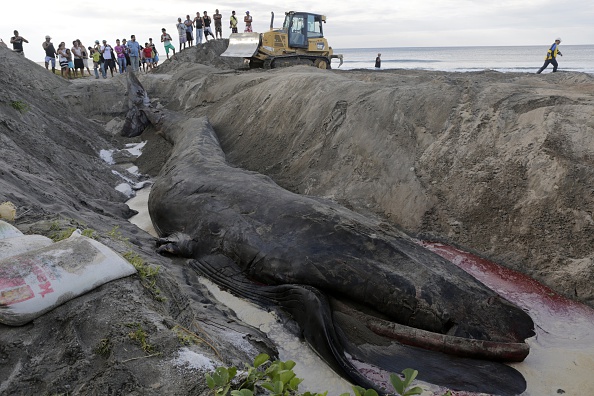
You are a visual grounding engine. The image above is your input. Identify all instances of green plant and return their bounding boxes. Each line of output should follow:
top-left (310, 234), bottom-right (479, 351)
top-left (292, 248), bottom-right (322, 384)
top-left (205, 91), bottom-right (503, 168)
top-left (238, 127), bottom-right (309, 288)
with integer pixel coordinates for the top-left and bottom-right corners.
top-left (81, 228), bottom-right (97, 239)
top-left (389, 369), bottom-right (423, 396)
top-left (49, 225), bottom-right (77, 242)
top-left (122, 251), bottom-right (165, 301)
top-left (10, 100), bottom-right (29, 113)
top-left (95, 338), bottom-right (112, 358)
top-left (127, 323), bottom-right (155, 354)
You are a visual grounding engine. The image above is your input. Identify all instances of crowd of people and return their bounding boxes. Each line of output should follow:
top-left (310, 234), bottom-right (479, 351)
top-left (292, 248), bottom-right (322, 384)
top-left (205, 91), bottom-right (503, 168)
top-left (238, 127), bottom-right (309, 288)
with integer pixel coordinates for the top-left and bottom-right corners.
top-left (40, 35), bottom-right (160, 79)
top-left (169, 9), bottom-right (253, 53)
top-left (4, 9), bottom-right (256, 80)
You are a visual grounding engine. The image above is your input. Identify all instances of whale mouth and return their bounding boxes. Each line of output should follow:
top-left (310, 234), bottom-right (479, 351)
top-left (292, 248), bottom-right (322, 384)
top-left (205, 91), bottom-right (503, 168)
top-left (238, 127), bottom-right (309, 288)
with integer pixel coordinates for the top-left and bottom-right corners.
top-left (189, 253), bottom-right (528, 396)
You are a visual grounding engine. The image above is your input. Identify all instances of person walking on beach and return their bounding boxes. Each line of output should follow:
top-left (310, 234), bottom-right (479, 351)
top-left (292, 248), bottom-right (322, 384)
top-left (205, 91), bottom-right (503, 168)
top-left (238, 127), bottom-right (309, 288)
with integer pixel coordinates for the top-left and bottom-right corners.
top-left (42, 35), bottom-right (56, 73)
top-left (244, 11), bottom-right (253, 33)
top-left (203, 11), bottom-right (215, 40)
top-left (375, 53), bottom-right (381, 69)
top-left (194, 12), bottom-right (204, 44)
top-left (127, 35), bottom-right (141, 72)
top-left (161, 28), bottom-right (176, 59)
top-left (214, 9), bottom-right (223, 39)
top-left (10, 30), bottom-right (28, 56)
top-left (176, 17), bottom-right (188, 50)
top-left (537, 38), bottom-right (563, 74)
top-left (185, 15), bottom-right (194, 47)
top-left (230, 11), bottom-right (238, 34)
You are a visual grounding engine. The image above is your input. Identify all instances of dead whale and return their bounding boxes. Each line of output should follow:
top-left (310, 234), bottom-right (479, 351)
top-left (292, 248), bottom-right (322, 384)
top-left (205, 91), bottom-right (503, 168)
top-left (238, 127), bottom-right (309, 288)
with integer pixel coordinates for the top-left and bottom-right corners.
top-left (124, 72), bottom-right (533, 394)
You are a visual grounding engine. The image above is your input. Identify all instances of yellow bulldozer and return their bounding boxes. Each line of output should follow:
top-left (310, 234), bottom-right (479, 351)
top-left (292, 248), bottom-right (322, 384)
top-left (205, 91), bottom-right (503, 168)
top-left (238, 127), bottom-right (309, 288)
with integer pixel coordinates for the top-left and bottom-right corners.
top-left (221, 11), bottom-right (343, 69)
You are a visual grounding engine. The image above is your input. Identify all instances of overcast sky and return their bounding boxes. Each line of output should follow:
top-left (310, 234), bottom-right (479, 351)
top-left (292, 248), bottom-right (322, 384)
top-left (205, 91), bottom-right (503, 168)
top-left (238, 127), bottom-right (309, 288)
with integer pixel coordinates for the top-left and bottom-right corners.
top-left (2, 0), bottom-right (593, 62)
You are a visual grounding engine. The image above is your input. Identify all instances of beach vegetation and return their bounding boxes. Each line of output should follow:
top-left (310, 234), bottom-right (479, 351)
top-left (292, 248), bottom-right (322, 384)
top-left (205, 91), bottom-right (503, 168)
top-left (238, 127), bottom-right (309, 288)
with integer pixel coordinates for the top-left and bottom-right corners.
top-left (10, 100), bottom-right (29, 113)
top-left (204, 354), bottom-right (434, 396)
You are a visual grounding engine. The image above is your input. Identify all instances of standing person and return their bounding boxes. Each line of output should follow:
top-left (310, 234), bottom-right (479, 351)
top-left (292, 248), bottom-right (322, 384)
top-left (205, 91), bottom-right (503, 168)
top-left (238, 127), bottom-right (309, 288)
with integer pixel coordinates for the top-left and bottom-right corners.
top-left (79, 40), bottom-right (92, 76)
top-left (375, 53), bottom-right (381, 69)
top-left (176, 17), bottom-right (187, 51)
top-left (184, 15), bottom-right (194, 47)
top-left (10, 30), bottom-right (28, 56)
top-left (66, 48), bottom-right (74, 77)
top-left (94, 39), bottom-right (104, 76)
top-left (149, 38), bottom-right (159, 66)
top-left (57, 42), bottom-right (70, 79)
top-left (42, 35), bottom-right (57, 73)
top-left (161, 28), bottom-right (176, 59)
top-left (214, 9), bottom-right (223, 39)
top-left (71, 40), bottom-right (85, 77)
top-left (127, 35), bottom-right (141, 72)
top-left (100, 40), bottom-right (114, 78)
top-left (122, 38), bottom-right (131, 67)
top-left (203, 11), bottom-right (214, 40)
top-left (114, 39), bottom-right (127, 73)
top-left (230, 11), bottom-right (238, 34)
top-left (194, 12), bottom-right (204, 44)
top-left (244, 11), bottom-right (253, 32)
top-left (142, 43), bottom-right (154, 71)
top-left (89, 47), bottom-right (100, 79)
top-left (536, 38), bottom-right (563, 74)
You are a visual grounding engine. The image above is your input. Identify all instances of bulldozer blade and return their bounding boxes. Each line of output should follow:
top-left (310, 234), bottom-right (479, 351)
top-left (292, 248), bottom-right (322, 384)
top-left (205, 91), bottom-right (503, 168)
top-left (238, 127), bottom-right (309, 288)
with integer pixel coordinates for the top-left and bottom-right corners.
top-left (221, 33), bottom-right (261, 58)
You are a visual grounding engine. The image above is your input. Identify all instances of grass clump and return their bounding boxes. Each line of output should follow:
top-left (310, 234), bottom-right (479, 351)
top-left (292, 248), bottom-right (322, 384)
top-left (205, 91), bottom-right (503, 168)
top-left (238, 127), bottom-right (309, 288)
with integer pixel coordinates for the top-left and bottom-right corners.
top-left (95, 338), bottom-right (112, 358)
top-left (10, 100), bottom-right (29, 113)
top-left (126, 323), bottom-right (155, 354)
top-left (122, 251), bottom-right (165, 301)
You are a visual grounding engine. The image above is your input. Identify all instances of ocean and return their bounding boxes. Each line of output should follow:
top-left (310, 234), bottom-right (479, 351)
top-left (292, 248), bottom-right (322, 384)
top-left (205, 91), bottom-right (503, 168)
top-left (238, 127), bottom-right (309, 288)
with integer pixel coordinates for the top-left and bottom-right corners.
top-left (334, 45), bottom-right (594, 74)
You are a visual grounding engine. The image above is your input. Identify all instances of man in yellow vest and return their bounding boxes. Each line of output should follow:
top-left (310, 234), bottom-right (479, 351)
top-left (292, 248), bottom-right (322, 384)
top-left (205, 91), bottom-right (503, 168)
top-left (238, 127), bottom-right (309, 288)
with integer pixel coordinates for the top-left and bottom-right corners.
top-left (537, 38), bottom-right (562, 74)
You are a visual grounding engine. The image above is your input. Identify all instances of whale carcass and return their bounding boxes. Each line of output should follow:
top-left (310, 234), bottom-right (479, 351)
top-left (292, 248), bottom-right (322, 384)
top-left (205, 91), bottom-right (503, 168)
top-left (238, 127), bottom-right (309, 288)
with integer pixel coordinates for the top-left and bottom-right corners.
top-left (124, 72), bottom-right (533, 395)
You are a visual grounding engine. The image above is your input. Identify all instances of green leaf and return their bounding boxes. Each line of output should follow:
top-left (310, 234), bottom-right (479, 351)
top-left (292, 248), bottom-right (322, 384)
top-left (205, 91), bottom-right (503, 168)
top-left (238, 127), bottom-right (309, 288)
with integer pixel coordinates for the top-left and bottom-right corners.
top-left (390, 373), bottom-right (405, 395)
top-left (205, 373), bottom-right (215, 389)
top-left (404, 386), bottom-right (424, 396)
top-left (288, 376), bottom-right (303, 390)
top-left (228, 366), bottom-right (238, 380)
top-left (352, 385), bottom-right (366, 396)
top-left (278, 369), bottom-right (296, 385)
top-left (231, 390), bottom-right (253, 396)
top-left (283, 360), bottom-right (296, 370)
top-left (402, 368), bottom-right (419, 387)
top-left (253, 353), bottom-right (270, 368)
top-left (364, 389), bottom-right (379, 396)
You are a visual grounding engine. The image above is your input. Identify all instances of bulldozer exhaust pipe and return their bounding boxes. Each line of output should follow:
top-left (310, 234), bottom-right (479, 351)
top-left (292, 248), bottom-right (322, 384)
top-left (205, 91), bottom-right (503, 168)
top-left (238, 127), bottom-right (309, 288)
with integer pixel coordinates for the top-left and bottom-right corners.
top-left (270, 12), bottom-right (274, 30)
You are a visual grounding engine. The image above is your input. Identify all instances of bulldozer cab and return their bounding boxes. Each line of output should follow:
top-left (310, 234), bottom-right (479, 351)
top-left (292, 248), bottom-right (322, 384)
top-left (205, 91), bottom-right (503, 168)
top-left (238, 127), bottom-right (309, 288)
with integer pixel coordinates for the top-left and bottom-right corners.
top-left (283, 12), bottom-right (325, 49)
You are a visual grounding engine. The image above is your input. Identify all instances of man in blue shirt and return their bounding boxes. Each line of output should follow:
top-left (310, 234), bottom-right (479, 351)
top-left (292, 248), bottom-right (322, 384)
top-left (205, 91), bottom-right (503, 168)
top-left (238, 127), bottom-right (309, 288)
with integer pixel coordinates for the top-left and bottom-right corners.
top-left (127, 35), bottom-right (141, 72)
top-left (537, 38), bottom-right (563, 74)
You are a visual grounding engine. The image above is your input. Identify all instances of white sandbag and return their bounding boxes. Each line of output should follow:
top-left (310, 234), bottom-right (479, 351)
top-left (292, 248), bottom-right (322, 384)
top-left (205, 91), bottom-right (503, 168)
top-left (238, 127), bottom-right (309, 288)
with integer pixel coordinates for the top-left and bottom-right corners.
top-left (0, 220), bottom-right (23, 240)
top-left (0, 234), bottom-right (54, 260)
top-left (0, 202), bottom-right (16, 222)
top-left (0, 230), bottom-right (137, 326)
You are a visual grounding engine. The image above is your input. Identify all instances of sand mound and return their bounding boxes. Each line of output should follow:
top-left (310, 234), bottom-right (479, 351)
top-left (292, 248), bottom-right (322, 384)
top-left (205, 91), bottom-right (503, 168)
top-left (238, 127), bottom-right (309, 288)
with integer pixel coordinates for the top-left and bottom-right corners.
top-left (2, 37), bottom-right (594, 394)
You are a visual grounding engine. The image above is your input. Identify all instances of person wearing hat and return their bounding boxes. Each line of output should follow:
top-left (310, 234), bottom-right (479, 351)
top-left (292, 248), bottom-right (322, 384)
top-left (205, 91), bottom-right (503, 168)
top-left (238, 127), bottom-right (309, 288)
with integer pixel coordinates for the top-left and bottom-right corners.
top-left (537, 37), bottom-right (563, 74)
top-left (10, 30), bottom-right (28, 56)
top-left (42, 35), bottom-right (57, 73)
top-left (244, 11), bottom-right (253, 33)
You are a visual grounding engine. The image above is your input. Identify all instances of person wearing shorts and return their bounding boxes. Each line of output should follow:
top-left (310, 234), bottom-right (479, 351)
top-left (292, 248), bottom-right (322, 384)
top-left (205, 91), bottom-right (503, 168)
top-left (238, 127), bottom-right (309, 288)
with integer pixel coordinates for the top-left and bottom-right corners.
top-left (42, 35), bottom-right (56, 73)
top-left (203, 11), bottom-right (214, 40)
top-left (176, 17), bottom-right (187, 51)
top-left (161, 28), bottom-right (176, 59)
top-left (185, 15), bottom-right (194, 47)
top-left (143, 43), bottom-right (153, 70)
